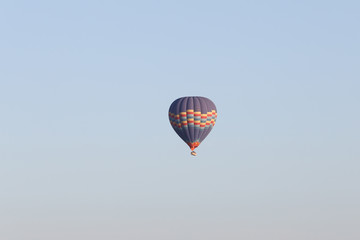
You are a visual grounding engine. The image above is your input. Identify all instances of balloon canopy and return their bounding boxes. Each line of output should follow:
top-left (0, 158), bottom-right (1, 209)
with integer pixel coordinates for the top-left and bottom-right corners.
top-left (169, 96), bottom-right (217, 155)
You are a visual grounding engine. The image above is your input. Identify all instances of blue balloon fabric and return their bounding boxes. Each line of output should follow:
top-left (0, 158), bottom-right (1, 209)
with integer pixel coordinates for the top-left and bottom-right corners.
top-left (169, 96), bottom-right (217, 151)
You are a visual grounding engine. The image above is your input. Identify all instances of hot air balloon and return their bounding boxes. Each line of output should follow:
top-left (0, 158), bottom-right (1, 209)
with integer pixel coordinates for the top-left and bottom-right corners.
top-left (168, 96), bottom-right (217, 156)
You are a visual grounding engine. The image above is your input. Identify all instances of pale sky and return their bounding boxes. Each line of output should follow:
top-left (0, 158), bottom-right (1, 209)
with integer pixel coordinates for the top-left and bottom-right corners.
top-left (1, 1), bottom-right (359, 239)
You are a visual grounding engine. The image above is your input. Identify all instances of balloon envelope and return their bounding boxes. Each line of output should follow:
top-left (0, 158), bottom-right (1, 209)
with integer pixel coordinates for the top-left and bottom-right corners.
top-left (169, 96), bottom-right (217, 151)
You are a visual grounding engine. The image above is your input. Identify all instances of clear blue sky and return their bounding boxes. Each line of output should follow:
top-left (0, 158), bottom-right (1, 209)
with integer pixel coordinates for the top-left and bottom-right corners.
top-left (1, 1), bottom-right (359, 239)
